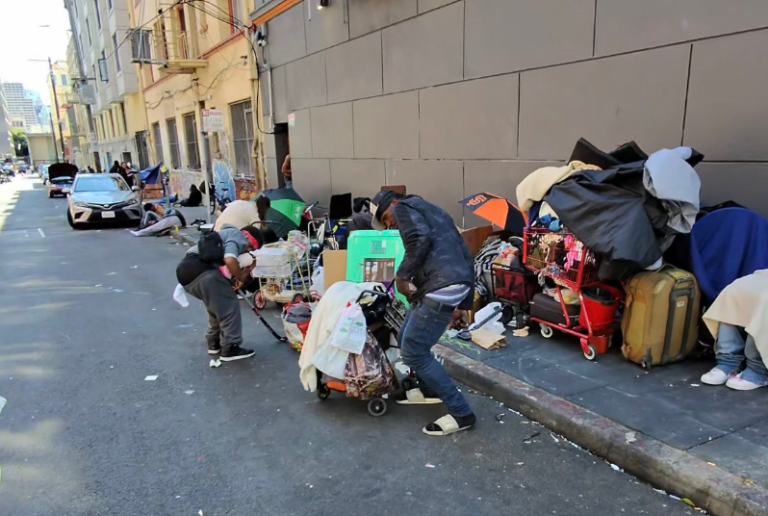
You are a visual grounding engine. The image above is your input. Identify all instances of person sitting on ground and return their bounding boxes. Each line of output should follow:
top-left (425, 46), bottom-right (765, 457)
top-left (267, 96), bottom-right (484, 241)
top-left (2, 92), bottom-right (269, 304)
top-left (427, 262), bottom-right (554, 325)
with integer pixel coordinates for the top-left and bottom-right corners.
top-left (175, 224), bottom-right (264, 361)
top-left (131, 203), bottom-right (186, 237)
top-left (370, 190), bottom-right (476, 436)
top-left (179, 184), bottom-right (203, 207)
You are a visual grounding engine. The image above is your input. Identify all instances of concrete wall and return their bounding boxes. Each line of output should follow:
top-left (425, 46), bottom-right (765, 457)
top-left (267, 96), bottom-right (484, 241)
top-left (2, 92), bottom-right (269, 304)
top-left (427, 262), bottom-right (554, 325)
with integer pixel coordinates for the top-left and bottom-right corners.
top-left (28, 134), bottom-right (57, 165)
top-left (255, 0), bottom-right (768, 223)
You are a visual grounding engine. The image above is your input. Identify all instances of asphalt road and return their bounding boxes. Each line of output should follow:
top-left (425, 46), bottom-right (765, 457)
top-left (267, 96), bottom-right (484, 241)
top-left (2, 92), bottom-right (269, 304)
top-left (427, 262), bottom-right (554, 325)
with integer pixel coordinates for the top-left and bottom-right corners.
top-left (0, 177), bottom-right (697, 516)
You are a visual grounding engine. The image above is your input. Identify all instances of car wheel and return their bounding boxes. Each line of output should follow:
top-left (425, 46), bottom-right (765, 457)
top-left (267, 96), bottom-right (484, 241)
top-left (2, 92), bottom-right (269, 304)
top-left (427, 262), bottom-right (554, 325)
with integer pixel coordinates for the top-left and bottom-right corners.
top-left (67, 209), bottom-right (81, 230)
top-left (48, 192), bottom-right (53, 198)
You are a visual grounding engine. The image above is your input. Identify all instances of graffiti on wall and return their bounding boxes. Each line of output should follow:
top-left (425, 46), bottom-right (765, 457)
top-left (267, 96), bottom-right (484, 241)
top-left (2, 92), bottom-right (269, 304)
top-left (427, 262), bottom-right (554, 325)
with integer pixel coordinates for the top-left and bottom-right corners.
top-left (234, 177), bottom-right (259, 201)
top-left (169, 169), bottom-right (204, 198)
top-left (212, 159), bottom-right (237, 202)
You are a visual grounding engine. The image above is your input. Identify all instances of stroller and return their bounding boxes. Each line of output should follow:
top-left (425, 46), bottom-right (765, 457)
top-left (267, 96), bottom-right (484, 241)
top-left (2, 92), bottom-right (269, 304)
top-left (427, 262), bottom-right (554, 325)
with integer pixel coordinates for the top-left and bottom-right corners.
top-left (315, 286), bottom-right (415, 417)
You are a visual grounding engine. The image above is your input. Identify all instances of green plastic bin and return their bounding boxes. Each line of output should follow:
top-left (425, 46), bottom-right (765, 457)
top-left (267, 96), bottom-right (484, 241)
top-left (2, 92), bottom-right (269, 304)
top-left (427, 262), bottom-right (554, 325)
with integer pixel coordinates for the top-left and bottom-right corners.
top-left (346, 230), bottom-right (408, 304)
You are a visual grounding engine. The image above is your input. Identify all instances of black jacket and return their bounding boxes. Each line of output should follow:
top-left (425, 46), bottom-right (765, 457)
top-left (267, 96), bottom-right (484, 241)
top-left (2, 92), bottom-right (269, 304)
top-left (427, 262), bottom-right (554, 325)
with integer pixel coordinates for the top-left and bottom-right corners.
top-left (394, 196), bottom-right (474, 309)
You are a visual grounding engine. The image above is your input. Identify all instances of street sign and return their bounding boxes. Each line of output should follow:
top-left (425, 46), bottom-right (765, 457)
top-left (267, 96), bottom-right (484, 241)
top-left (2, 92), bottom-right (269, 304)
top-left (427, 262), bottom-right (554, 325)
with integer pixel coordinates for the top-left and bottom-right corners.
top-left (201, 109), bottom-right (225, 132)
top-left (288, 112), bottom-right (296, 128)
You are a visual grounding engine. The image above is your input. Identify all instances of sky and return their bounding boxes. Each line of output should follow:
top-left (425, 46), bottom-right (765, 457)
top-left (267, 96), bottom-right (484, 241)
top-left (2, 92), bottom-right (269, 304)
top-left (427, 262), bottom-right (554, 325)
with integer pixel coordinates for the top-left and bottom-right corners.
top-left (0, 0), bottom-right (72, 105)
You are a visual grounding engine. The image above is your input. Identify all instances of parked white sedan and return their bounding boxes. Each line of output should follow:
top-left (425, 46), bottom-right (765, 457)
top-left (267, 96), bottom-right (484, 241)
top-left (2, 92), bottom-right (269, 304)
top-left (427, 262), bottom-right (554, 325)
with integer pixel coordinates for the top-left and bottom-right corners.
top-left (67, 174), bottom-right (142, 229)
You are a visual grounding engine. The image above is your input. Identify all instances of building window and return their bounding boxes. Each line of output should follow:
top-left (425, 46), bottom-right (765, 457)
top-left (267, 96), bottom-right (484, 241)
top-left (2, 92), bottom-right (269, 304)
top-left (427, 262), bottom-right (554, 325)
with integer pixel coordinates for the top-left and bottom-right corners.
top-left (112, 33), bottom-right (121, 72)
top-left (119, 103), bottom-right (127, 135)
top-left (99, 51), bottom-right (109, 83)
top-left (230, 99), bottom-right (254, 177)
top-left (182, 112), bottom-right (200, 170)
top-left (107, 0), bottom-right (113, 10)
top-left (86, 18), bottom-right (92, 46)
top-left (228, 0), bottom-right (242, 33)
top-left (166, 118), bottom-right (180, 169)
top-left (61, 75), bottom-right (69, 86)
top-left (94, 0), bottom-right (101, 30)
top-left (135, 132), bottom-right (149, 169)
top-left (152, 122), bottom-right (163, 165)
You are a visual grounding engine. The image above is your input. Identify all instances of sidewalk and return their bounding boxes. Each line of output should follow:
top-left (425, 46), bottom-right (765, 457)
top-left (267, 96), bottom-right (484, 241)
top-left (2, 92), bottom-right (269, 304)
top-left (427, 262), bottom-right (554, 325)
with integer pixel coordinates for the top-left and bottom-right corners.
top-left (436, 327), bottom-right (768, 516)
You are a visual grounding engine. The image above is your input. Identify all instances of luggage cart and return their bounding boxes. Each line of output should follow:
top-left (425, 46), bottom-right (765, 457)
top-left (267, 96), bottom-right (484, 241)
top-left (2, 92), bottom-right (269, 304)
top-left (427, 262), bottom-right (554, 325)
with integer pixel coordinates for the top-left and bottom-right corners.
top-left (523, 228), bottom-right (622, 360)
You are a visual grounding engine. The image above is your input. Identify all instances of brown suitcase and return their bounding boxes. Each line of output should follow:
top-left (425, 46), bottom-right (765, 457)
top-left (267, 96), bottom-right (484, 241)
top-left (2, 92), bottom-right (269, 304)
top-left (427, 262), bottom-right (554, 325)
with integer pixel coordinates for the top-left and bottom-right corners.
top-left (621, 267), bottom-right (700, 369)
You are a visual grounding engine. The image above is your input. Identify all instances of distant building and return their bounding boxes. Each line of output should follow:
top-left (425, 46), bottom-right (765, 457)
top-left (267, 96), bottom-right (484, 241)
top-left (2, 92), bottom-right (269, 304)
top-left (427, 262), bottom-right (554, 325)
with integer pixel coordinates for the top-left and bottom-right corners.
top-left (2, 82), bottom-right (39, 130)
top-left (0, 84), bottom-right (11, 155)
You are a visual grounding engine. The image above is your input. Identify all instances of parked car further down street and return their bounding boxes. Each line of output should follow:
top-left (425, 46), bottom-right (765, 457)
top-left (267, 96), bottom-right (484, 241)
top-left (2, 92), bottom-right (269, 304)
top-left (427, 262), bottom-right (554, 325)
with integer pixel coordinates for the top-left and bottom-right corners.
top-left (67, 173), bottom-right (141, 229)
top-left (47, 163), bottom-right (78, 198)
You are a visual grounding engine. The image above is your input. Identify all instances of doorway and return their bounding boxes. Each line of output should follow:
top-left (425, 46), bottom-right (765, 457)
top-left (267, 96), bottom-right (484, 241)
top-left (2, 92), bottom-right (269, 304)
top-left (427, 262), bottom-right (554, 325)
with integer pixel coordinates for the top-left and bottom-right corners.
top-left (274, 122), bottom-right (289, 188)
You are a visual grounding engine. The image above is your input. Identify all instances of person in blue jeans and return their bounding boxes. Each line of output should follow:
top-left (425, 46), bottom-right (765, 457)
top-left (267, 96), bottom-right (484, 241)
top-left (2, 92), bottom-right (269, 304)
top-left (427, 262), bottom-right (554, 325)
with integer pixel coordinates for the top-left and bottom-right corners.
top-left (370, 190), bottom-right (476, 436)
top-left (701, 324), bottom-right (768, 390)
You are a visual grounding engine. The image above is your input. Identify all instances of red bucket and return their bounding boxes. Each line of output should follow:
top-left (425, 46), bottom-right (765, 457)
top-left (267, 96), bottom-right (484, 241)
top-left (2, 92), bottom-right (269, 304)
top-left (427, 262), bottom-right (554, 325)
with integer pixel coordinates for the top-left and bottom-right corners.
top-left (580, 286), bottom-right (621, 331)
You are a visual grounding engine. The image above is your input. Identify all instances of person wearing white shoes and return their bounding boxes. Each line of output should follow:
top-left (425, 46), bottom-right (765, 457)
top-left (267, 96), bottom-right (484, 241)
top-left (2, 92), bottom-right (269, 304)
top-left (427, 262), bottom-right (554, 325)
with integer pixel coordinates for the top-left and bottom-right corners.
top-left (701, 270), bottom-right (768, 391)
top-left (701, 324), bottom-right (768, 390)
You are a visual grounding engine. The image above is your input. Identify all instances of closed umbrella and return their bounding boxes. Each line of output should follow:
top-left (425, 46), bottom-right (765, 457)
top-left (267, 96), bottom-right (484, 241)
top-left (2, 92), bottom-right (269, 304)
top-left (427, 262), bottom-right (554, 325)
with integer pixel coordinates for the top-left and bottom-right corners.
top-left (460, 192), bottom-right (528, 233)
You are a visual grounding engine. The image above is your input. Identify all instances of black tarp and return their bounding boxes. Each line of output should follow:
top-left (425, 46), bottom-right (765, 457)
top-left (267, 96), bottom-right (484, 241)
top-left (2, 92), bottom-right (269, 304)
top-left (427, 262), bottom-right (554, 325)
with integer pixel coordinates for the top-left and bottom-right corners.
top-left (543, 140), bottom-right (703, 280)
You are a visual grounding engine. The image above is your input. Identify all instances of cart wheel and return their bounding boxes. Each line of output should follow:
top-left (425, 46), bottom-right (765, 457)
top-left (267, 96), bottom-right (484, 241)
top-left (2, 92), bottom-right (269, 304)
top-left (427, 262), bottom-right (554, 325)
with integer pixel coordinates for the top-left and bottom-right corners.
top-left (516, 312), bottom-right (527, 330)
top-left (583, 344), bottom-right (598, 361)
top-left (254, 291), bottom-right (267, 310)
top-left (367, 398), bottom-right (388, 417)
top-left (292, 293), bottom-right (305, 304)
top-left (540, 325), bottom-right (554, 339)
top-left (499, 305), bottom-right (514, 326)
top-left (317, 385), bottom-right (331, 400)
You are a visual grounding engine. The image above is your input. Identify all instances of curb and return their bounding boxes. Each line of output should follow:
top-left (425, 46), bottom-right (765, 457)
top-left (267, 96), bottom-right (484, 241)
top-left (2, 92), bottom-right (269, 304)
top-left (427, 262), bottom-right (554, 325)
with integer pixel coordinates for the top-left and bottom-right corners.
top-left (169, 229), bottom-right (197, 247)
top-left (435, 344), bottom-right (768, 516)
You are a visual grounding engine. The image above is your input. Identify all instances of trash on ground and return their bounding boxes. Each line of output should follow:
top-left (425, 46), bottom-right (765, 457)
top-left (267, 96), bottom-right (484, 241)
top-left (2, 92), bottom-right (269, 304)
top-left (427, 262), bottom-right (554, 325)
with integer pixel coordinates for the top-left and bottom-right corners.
top-left (425, 463), bottom-right (436, 468)
top-left (130, 265), bottom-right (138, 269)
top-left (707, 462), bottom-right (716, 467)
top-left (0, 396), bottom-right (6, 415)
top-left (145, 375), bottom-right (158, 381)
top-left (495, 413), bottom-right (505, 422)
top-left (516, 462), bottom-right (524, 466)
top-left (512, 326), bottom-right (530, 338)
top-left (550, 433), bottom-right (560, 443)
top-left (690, 383), bottom-right (700, 387)
top-left (185, 390), bottom-right (195, 395)
top-left (471, 328), bottom-right (506, 350)
top-left (625, 431), bottom-right (637, 443)
top-left (523, 431), bottom-right (540, 444)
top-left (209, 359), bottom-right (221, 368)
top-left (609, 463), bottom-right (624, 472)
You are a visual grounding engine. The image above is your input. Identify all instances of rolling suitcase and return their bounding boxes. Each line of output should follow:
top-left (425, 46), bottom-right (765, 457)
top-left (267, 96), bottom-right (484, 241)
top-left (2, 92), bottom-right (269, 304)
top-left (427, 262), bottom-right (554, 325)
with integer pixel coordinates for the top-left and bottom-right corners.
top-left (530, 293), bottom-right (580, 326)
top-left (621, 267), bottom-right (700, 369)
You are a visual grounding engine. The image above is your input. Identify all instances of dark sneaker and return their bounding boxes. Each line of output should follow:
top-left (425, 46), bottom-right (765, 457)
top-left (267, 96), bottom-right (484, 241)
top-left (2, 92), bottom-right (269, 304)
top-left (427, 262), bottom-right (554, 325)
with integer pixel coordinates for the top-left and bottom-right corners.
top-left (220, 346), bottom-right (255, 362)
top-left (208, 344), bottom-right (221, 355)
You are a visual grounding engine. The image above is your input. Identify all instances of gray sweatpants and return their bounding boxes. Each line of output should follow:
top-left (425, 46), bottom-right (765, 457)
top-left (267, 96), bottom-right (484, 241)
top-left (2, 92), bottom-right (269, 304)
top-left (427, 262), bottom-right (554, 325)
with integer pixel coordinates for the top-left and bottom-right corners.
top-left (184, 269), bottom-right (243, 351)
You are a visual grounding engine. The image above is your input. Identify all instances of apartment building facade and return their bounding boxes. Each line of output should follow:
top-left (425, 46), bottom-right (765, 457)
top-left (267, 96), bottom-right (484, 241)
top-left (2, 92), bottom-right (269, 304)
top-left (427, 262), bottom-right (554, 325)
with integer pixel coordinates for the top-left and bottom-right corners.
top-left (2, 82), bottom-right (39, 131)
top-left (65, 0), bottom-right (149, 171)
top-left (251, 0), bottom-right (768, 222)
top-left (46, 61), bottom-right (73, 162)
top-left (132, 0), bottom-right (262, 200)
top-left (0, 85), bottom-right (12, 155)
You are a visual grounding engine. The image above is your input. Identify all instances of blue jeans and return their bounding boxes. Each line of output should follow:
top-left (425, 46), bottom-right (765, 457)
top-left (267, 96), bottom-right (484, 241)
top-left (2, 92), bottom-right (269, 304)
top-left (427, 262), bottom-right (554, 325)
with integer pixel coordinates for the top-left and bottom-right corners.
top-left (716, 324), bottom-right (768, 384)
top-left (399, 302), bottom-right (473, 417)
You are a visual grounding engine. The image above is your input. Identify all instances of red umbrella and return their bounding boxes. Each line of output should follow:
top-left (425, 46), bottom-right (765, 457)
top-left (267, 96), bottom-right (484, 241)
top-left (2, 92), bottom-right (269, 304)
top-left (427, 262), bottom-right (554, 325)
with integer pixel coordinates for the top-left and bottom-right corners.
top-left (460, 192), bottom-right (528, 233)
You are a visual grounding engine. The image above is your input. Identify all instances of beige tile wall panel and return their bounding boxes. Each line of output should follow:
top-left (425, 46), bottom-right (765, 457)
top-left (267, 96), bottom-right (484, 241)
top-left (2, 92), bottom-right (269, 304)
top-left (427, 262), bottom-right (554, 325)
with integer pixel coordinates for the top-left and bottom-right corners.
top-left (684, 30), bottom-right (768, 161)
top-left (348, 0), bottom-right (418, 39)
top-left (288, 109), bottom-right (313, 158)
top-left (696, 163), bottom-right (768, 217)
top-left (518, 45), bottom-right (690, 160)
top-left (385, 159), bottom-right (465, 222)
top-left (292, 158), bottom-right (332, 207)
top-left (310, 103), bottom-right (354, 158)
top-left (419, 0), bottom-right (459, 14)
top-left (382, 2), bottom-right (464, 94)
top-left (420, 74), bottom-right (518, 159)
top-left (271, 65), bottom-right (288, 124)
top-left (285, 52), bottom-right (328, 111)
top-left (595, 0), bottom-right (768, 56)
top-left (464, 0), bottom-right (594, 79)
top-left (304, 0), bottom-right (350, 53)
top-left (266, 158), bottom-right (279, 189)
top-left (353, 92), bottom-right (420, 159)
top-left (330, 159), bottom-right (387, 197)
top-left (267, 4), bottom-right (307, 67)
top-left (325, 32), bottom-right (384, 104)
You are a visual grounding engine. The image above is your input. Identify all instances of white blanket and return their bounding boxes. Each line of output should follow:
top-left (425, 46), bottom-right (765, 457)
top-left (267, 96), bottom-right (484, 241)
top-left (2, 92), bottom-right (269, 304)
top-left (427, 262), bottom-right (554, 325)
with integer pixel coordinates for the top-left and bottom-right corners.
top-left (703, 270), bottom-right (768, 368)
top-left (299, 281), bottom-right (382, 391)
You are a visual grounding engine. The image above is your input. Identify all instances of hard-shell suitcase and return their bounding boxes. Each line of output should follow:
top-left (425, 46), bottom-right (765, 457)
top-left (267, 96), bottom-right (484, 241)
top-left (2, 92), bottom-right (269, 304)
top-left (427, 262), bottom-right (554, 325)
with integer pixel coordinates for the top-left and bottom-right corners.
top-left (621, 267), bottom-right (700, 369)
top-left (530, 293), bottom-right (580, 326)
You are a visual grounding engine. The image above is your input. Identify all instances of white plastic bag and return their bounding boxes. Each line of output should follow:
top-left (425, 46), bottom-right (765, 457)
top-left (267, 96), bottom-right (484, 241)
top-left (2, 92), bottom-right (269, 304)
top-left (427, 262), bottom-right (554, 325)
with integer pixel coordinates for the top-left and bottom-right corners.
top-left (173, 283), bottom-right (189, 307)
top-left (311, 265), bottom-right (325, 297)
top-left (329, 302), bottom-right (367, 354)
top-left (472, 302), bottom-right (504, 334)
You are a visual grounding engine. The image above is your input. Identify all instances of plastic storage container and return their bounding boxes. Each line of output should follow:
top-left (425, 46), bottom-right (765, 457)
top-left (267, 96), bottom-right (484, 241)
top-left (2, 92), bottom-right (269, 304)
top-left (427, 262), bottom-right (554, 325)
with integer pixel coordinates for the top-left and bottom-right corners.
top-left (346, 230), bottom-right (407, 304)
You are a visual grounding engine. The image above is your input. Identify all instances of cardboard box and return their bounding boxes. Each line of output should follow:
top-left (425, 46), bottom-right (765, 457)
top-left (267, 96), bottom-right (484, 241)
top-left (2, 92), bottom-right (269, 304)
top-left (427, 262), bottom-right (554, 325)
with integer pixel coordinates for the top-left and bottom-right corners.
top-left (460, 225), bottom-right (495, 257)
top-left (324, 250), bottom-right (348, 292)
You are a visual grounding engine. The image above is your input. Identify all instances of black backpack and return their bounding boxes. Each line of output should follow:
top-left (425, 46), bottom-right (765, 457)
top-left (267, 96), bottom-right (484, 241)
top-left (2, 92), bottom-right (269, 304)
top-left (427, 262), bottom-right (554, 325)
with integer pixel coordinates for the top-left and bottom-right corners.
top-left (198, 231), bottom-right (225, 264)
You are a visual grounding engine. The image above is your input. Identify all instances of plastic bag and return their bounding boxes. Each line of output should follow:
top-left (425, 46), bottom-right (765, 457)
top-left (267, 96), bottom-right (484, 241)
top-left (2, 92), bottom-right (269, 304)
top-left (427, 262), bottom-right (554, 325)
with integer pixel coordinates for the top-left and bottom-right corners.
top-left (173, 283), bottom-right (189, 307)
top-left (311, 265), bottom-right (325, 297)
top-left (282, 302), bottom-right (312, 351)
top-left (473, 302), bottom-right (504, 334)
top-left (329, 302), bottom-right (367, 354)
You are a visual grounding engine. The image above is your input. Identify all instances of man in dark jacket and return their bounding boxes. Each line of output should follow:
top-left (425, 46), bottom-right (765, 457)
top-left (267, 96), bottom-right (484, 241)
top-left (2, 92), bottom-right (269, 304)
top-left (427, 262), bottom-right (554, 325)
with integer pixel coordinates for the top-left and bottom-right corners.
top-left (371, 191), bottom-right (476, 436)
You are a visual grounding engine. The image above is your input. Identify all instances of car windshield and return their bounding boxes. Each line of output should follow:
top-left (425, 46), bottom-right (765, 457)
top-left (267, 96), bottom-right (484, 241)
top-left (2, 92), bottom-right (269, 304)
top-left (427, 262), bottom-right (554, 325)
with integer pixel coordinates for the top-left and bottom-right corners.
top-left (74, 176), bottom-right (129, 192)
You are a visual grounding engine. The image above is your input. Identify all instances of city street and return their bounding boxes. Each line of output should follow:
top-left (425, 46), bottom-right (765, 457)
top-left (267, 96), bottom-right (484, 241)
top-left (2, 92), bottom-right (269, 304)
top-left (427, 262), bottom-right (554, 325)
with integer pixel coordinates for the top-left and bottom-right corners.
top-left (0, 177), bottom-right (697, 516)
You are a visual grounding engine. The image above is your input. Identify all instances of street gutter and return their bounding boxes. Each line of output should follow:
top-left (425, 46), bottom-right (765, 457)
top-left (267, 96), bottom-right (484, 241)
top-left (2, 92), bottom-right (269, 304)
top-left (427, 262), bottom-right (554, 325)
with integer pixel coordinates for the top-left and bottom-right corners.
top-left (435, 344), bottom-right (768, 516)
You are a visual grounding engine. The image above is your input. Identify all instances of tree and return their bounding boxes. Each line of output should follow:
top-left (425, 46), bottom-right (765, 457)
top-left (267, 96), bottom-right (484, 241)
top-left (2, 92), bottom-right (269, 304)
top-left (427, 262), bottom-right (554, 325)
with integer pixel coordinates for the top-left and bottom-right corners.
top-left (10, 129), bottom-right (29, 158)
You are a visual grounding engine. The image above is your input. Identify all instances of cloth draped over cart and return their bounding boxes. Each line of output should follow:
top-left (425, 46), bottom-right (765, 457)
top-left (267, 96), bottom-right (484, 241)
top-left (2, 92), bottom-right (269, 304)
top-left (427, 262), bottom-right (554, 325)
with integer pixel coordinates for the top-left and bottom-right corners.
top-left (541, 143), bottom-right (703, 280)
top-left (703, 270), bottom-right (768, 369)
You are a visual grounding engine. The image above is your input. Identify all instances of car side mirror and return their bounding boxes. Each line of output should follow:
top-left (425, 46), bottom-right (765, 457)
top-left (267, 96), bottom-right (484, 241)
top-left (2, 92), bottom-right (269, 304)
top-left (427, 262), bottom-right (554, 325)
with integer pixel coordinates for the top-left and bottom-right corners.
top-left (131, 186), bottom-right (140, 192)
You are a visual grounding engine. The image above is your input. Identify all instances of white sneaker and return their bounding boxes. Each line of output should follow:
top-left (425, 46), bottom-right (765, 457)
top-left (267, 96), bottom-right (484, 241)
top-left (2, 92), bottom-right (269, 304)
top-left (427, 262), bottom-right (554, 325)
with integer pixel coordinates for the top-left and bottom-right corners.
top-left (726, 373), bottom-right (768, 391)
top-left (701, 367), bottom-right (732, 385)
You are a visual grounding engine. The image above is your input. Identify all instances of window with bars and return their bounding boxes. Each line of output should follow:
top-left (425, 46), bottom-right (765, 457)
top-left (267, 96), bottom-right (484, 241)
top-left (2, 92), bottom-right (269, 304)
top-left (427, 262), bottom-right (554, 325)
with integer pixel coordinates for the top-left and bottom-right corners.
top-left (135, 131), bottom-right (149, 169)
top-left (167, 118), bottom-right (180, 169)
top-left (183, 112), bottom-right (200, 170)
top-left (230, 99), bottom-right (254, 177)
top-left (112, 33), bottom-right (121, 72)
top-left (94, 0), bottom-right (101, 30)
top-left (152, 122), bottom-right (163, 165)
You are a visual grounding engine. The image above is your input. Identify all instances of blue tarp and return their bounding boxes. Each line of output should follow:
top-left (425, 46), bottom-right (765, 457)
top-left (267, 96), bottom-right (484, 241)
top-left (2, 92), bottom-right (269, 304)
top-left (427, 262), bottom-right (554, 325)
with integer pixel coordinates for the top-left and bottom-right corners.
top-left (689, 208), bottom-right (768, 304)
top-left (140, 164), bottom-right (162, 184)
